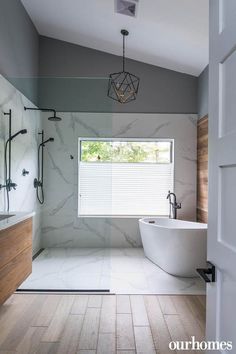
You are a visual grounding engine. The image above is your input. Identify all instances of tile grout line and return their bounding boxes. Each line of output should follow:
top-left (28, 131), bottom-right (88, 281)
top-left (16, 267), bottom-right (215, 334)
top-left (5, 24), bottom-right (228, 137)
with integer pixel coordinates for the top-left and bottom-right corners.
top-left (75, 303), bottom-right (87, 352)
top-left (143, 295), bottom-right (158, 353)
top-left (156, 295), bottom-right (175, 349)
top-left (94, 295), bottom-right (103, 352)
top-left (130, 295), bottom-right (138, 354)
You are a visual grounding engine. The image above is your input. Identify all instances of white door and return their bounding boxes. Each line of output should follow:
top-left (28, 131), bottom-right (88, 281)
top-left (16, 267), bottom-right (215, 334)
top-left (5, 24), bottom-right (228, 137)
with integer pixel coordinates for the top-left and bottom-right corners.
top-left (207, 0), bottom-right (236, 351)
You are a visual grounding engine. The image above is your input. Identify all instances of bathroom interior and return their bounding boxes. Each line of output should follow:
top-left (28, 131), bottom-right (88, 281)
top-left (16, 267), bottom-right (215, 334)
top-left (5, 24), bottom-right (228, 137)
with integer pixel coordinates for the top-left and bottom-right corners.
top-left (0, 70), bottom-right (209, 294)
top-left (0, 0), bottom-right (214, 351)
top-left (0, 0), bottom-right (209, 295)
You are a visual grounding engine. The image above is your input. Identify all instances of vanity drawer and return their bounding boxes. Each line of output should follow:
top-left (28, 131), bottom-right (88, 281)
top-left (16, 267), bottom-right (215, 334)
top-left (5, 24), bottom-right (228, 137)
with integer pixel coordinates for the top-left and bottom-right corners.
top-left (0, 218), bottom-right (32, 270)
top-left (0, 246), bottom-right (32, 305)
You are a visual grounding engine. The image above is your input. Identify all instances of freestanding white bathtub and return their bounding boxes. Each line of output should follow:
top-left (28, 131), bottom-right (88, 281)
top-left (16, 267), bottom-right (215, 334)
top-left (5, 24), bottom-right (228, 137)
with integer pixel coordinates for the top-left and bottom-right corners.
top-left (139, 217), bottom-right (207, 277)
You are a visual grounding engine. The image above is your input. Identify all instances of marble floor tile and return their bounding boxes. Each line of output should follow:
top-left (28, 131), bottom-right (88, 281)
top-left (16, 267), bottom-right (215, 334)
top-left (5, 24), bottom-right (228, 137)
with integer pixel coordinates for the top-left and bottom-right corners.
top-left (59, 273), bottom-right (102, 290)
top-left (19, 248), bottom-right (206, 294)
top-left (109, 272), bottom-right (149, 294)
top-left (20, 273), bottom-right (70, 290)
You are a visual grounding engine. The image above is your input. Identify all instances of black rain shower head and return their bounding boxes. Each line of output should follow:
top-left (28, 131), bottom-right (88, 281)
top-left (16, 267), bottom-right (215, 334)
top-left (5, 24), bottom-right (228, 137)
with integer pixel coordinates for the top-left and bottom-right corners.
top-left (9, 129), bottom-right (27, 141)
top-left (24, 106), bottom-right (62, 121)
top-left (48, 111), bottom-right (62, 122)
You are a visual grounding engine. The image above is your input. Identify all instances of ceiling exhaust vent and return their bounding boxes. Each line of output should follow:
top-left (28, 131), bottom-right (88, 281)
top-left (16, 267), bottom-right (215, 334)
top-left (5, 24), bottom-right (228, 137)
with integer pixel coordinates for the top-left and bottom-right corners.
top-left (115, 0), bottom-right (139, 17)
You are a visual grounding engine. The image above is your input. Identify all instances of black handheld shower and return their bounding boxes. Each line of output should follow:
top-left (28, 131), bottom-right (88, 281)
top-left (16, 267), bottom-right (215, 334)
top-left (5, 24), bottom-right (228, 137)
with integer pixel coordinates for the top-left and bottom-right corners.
top-left (35, 130), bottom-right (54, 204)
top-left (40, 137), bottom-right (54, 146)
top-left (8, 129), bottom-right (27, 142)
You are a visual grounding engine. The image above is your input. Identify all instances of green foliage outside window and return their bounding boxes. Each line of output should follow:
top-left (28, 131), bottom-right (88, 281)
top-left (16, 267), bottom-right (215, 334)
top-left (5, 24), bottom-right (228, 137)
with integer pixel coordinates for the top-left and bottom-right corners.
top-left (81, 140), bottom-right (171, 163)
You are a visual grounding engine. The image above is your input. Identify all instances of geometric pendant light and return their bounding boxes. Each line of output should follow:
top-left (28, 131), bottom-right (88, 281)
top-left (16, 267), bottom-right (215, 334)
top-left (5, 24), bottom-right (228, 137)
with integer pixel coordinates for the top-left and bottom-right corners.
top-left (107, 29), bottom-right (140, 103)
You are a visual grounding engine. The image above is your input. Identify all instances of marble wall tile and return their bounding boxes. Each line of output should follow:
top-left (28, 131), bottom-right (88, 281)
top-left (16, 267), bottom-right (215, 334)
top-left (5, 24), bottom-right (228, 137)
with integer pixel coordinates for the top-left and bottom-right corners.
top-left (0, 76), bottom-right (198, 251)
top-left (0, 75), bottom-right (42, 254)
top-left (42, 112), bottom-right (197, 248)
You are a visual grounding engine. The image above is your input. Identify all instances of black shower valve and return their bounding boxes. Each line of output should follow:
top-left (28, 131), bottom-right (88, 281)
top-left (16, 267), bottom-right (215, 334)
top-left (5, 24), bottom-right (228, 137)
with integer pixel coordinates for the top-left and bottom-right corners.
top-left (10, 182), bottom-right (17, 191)
top-left (0, 180), bottom-right (17, 190)
top-left (34, 178), bottom-right (42, 189)
top-left (22, 169), bottom-right (29, 176)
top-left (7, 180), bottom-right (17, 191)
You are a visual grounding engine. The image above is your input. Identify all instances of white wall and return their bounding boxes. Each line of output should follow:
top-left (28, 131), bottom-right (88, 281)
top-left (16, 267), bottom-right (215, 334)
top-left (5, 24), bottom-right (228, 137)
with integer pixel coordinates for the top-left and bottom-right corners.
top-left (0, 75), bottom-right (42, 254)
top-left (42, 112), bottom-right (197, 248)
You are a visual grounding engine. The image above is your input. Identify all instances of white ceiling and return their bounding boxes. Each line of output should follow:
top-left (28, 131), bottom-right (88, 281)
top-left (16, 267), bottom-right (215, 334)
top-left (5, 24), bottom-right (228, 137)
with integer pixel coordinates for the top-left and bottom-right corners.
top-left (21, 0), bottom-right (209, 76)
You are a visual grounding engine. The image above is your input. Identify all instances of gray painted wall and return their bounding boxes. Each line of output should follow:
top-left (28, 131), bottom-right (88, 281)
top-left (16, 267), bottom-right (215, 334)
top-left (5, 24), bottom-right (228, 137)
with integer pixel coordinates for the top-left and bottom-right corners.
top-left (39, 36), bottom-right (198, 113)
top-left (0, 0), bottom-right (39, 104)
top-left (198, 65), bottom-right (209, 119)
top-left (0, 1), bottom-right (201, 113)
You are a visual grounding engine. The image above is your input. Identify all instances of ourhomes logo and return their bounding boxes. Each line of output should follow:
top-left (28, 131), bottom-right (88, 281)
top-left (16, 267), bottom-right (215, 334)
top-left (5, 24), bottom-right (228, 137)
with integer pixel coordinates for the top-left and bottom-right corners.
top-left (169, 336), bottom-right (233, 351)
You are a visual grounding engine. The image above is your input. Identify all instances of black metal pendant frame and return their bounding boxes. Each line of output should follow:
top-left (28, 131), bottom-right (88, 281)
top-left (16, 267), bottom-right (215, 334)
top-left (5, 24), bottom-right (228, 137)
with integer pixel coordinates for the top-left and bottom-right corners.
top-left (107, 29), bottom-right (140, 104)
top-left (108, 70), bottom-right (140, 104)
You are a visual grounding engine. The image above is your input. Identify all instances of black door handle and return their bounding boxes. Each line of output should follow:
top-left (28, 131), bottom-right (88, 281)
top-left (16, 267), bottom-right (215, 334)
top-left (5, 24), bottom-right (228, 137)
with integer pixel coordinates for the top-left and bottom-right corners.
top-left (196, 261), bottom-right (216, 283)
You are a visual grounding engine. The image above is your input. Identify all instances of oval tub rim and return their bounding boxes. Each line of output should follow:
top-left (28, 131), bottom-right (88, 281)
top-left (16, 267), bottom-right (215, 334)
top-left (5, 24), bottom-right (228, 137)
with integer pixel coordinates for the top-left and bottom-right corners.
top-left (138, 217), bottom-right (208, 230)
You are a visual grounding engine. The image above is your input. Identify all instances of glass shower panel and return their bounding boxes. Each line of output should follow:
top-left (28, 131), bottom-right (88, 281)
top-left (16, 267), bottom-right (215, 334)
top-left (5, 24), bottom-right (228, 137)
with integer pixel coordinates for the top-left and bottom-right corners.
top-left (7, 76), bottom-right (114, 292)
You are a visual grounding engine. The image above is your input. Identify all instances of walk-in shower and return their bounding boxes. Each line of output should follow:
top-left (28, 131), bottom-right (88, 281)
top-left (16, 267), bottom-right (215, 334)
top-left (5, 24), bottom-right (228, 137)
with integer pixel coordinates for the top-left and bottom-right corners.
top-left (35, 130), bottom-right (54, 204)
top-left (0, 109), bottom-right (28, 211)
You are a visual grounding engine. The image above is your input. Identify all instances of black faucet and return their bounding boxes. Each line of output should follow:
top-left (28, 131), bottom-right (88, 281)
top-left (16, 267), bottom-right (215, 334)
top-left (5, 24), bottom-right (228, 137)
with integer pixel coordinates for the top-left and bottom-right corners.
top-left (166, 191), bottom-right (181, 219)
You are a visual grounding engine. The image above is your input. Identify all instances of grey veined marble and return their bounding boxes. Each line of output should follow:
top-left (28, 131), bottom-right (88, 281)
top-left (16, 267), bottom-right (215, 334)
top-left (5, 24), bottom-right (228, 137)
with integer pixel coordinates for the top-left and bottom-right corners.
top-left (41, 112), bottom-right (197, 248)
top-left (20, 248), bottom-right (206, 295)
top-left (0, 75), bottom-right (42, 254)
top-left (0, 75), bottom-right (198, 251)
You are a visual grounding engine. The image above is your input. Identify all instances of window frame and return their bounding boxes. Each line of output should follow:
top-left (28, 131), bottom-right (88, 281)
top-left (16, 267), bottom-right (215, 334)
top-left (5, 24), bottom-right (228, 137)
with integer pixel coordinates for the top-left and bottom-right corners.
top-left (78, 137), bottom-right (175, 218)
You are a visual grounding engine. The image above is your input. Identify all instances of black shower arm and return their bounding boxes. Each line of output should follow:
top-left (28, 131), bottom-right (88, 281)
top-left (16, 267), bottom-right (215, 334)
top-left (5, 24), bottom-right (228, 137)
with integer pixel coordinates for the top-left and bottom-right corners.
top-left (24, 107), bottom-right (56, 115)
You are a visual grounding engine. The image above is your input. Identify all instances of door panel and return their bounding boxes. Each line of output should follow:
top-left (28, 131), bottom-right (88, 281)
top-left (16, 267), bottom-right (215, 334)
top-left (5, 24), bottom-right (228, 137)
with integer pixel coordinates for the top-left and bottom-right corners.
top-left (207, 0), bottom-right (236, 351)
top-left (217, 274), bottom-right (236, 343)
top-left (220, 50), bottom-right (236, 136)
top-left (219, 0), bottom-right (236, 33)
top-left (219, 166), bottom-right (236, 250)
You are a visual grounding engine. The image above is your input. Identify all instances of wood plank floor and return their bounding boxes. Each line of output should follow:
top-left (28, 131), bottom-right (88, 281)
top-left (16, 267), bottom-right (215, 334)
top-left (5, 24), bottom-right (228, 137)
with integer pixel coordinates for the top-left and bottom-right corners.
top-left (0, 294), bottom-right (206, 354)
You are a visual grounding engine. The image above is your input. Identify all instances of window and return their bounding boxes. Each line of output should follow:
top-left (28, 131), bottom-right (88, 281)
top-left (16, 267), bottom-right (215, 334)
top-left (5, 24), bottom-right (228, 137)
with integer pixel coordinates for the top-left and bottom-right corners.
top-left (78, 138), bottom-right (174, 216)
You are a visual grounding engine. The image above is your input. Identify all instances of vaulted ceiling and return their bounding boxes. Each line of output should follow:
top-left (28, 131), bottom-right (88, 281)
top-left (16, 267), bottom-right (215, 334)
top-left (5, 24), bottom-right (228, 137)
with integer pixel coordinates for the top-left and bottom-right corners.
top-left (21, 0), bottom-right (209, 76)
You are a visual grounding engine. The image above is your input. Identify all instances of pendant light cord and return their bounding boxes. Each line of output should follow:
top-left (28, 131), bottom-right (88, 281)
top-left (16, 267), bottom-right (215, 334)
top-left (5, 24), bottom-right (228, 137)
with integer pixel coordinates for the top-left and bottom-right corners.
top-left (123, 33), bottom-right (125, 72)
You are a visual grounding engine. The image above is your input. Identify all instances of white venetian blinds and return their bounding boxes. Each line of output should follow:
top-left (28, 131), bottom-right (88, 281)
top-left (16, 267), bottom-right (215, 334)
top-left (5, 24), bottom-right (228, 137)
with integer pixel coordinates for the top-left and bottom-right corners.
top-left (78, 139), bottom-right (174, 216)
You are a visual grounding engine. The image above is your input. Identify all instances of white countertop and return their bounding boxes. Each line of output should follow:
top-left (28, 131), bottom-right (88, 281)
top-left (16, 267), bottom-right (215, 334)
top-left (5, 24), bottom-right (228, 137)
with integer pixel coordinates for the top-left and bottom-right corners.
top-left (0, 212), bottom-right (35, 231)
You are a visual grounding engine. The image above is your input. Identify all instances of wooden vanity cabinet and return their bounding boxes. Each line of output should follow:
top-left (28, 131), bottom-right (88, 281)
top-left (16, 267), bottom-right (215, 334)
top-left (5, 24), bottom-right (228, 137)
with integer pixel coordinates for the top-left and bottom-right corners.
top-left (0, 218), bottom-right (32, 305)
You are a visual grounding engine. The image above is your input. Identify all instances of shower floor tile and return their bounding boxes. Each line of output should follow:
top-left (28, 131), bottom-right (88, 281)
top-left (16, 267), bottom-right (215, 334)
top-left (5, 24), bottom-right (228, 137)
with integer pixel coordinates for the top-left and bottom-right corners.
top-left (19, 248), bottom-right (206, 294)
